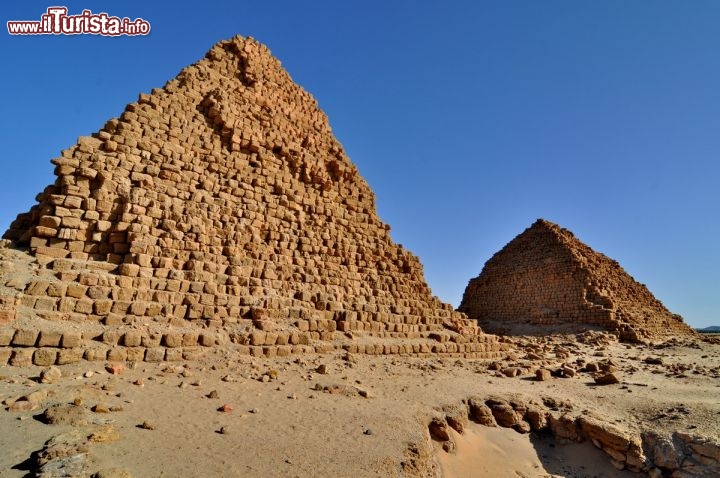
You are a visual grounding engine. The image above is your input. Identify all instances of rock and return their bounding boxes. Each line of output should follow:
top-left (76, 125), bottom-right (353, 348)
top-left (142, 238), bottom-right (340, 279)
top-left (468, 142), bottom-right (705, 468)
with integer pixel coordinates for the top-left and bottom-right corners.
top-left (526, 406), bottom-right (549, 431)
top-left (514, 420), bottom-right (531, 434)
top-left (357, 388), bottom-right (373, 398)
top-left (139, 421), bottom-right (157, 430)
top-left (594, 372), bottom-right (621, 385)
top-left (501, 367), bottom-right (522, 377)
top-left (316, 364), bottom-right (328, 374)
top-left (549, 414), bottom-right (580, 441)
top-left (41, 404), bottom-right (88, 426)
top-left (88, 424), bottom-right (120, 443)
top-left (363, 428), bottom-right (374, 436)
top-left (648, 468), bottom-right (663, 478)
top-left (34, 430), bottom-right (91, 477)
top-left (536, 369), bottom-right (552, 381)
top-left (207, 390), bottom-right (219, 399)
top-left (468, 397), bottom-right (497, 427)
top-left (442, 440), bottom-right (456, 453)
top-left (585, 362), bottom-right (600, 372)
top-left (40, 366), bottom-right (62, 384)
top-left (428, 417), bottom-right (451, 441)
top-left (92, 468), bottom-right (134, 478)
top-left (8, 399), bottom-right (39, 412)
top-left (645, 357), bottom-right (664, 365)
top-left (562, 366), bottom-right (576, 378)
top-left (218, 426), bottom-right (229, 435)
top-left (105, 363), bottom-right (124, 375)
top-left (444, 404), bottom-right (468, 434)
top-left (486, 400), bottom-right (519, 428)
top-left (92, 404), bottom-right (110, 413)
top-left (218, 404), bottom-right (233, 412)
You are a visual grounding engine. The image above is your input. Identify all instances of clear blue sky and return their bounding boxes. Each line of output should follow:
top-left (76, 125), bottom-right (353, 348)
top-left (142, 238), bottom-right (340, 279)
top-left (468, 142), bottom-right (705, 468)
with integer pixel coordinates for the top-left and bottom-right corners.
top-left (2, 2), bottom-right (718, 327)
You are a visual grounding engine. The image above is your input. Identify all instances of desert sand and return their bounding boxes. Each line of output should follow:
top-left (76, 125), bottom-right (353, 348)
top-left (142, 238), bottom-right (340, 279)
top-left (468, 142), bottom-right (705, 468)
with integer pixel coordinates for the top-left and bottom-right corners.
top-left (2, 334), bottom-right (719, 477)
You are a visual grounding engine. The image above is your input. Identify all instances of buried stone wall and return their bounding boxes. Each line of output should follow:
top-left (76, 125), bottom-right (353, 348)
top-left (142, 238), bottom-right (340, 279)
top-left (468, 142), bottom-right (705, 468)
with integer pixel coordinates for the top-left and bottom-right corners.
top-left (0, 36), bottom-right (505, 363)
top-left (459, 219), bottom-right (696, 342)
top-left (427, 394), bottom-right (720, 477)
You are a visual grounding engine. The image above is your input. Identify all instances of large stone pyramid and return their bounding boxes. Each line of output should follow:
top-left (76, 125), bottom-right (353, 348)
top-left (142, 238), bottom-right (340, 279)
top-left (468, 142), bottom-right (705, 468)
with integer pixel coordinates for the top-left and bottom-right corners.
top-left (459, 219), bottom-right (696, 342)
top-left (0, 36), bottom-right (503, 366)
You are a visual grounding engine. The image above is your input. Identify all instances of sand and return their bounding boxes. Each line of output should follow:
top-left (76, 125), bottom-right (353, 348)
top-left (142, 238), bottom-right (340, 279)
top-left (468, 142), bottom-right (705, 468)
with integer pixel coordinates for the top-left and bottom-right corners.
top-left (1, 337), bottom-right (719, 477)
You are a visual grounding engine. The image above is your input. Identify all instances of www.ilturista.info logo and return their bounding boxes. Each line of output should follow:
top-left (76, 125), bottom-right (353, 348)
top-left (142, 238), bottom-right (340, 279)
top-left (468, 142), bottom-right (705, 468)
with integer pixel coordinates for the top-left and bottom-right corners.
top-left (7, 7), bottom-right (150, 36)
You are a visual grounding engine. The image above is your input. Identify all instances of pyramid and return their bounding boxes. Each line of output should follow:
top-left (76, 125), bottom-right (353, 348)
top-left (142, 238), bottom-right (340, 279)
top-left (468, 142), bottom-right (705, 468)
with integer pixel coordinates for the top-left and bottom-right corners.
top-left (0, 36), bottom-right (504, 366)
top-left (458, 219), bottom-right (696, 342)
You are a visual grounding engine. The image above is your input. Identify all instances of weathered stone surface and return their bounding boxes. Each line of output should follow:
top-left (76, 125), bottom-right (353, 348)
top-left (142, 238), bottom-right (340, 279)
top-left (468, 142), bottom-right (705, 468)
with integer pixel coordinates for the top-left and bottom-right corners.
top-left (459, 219), bottom-right (696, 342)
top-left (40, 366), bottom-right (62, 383)
top-left (428, 417), bottom-right (451, 442)
top-left (468, 397), bottom-right (497, 427)
top-left (594, 372), bottom-right (621, 385)
top-left (41, 404), bottom-right (88, 427)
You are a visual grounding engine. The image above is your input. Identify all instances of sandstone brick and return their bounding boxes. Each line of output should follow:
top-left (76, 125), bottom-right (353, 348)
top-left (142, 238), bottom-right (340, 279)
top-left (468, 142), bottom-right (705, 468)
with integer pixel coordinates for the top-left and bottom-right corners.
top-left (107, 347), bottom-right (128, 361)
top-left (13, 329), bottom-right (38, 347)
top-left (163, 332), bottom-right (183, 348)
top-left (38, 330), bottom-right (63, 347)
top-left (141, 333), bottom-right (162, 347)
top-left (0, 328), bottom-right (15, 346)
top-left (123, 331), bottom-right (142, 347)
top-left (61, 331), bottom-right (82, 348)
top-left (84, 347), bottom-right (108, 361)
top-left (34, 348), bottom-right (58, 366)
top-left (0, 348), bottom-right (11, 365)
top-left (144, 347), bottom-right (165, 362)
top-left (10, 349), bottom-right (34, 366)
top-left (126, 347), bottom-right (145, 362)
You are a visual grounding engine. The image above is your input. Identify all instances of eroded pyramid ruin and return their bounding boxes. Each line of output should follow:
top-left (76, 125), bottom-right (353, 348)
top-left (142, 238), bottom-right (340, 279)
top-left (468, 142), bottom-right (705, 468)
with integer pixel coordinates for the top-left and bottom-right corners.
top-left (0, 36), bottom-right (504, 366)
top-left (459, 219), bottom-right (696, 342)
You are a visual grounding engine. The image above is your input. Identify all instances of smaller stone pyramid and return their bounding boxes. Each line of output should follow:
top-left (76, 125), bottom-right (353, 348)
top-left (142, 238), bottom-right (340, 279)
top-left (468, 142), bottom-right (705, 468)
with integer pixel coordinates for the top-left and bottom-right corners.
top-left (459, 219), bottom-right (697, 342)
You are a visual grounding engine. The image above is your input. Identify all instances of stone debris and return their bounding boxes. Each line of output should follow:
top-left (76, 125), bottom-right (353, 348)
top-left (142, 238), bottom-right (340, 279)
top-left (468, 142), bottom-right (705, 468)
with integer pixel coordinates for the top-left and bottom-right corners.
top-left (594, 372), bottom-right (621, 385)
top-left (431, 394), bottom-right (720, 476)
top-left (40, 366), bottom-right (63, 384)
top-left (139, 420), bottom-right (157, 430)
top-left (460, 219), bottom-right (697, 343)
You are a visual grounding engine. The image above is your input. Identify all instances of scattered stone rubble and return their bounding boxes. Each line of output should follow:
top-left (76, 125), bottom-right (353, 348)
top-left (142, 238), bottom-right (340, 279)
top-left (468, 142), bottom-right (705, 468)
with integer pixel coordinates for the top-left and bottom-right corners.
top-left (0, 35), bottom-right (504, 366)
top-left (459, 219), bottom-right (697, 343)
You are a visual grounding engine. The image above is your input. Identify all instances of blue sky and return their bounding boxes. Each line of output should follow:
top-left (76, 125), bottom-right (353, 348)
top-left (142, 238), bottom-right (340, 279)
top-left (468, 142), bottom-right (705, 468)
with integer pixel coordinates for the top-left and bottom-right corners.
top-left (2, 2), bottom-right (718, 327)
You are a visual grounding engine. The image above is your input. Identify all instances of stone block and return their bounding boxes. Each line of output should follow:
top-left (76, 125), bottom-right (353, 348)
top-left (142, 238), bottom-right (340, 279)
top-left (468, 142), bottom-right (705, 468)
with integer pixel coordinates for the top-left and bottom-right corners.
top-left (84, 347), bottom-right (108, 361)
top-left (0, 348), bottom-right (11, 365)
top-left (34, 348), bottom-right (58, 366)
top-left (61, 331), bottom-right (82, 348)
top-left (57, 348), bottom-right (83, 364)
top-left (107, 347), bottom-right (128, 361)
top-left (10, 349), bottom-right (34, 366)
top-left (0, 328), bottom-right (15, 346)
top-left (144, 347), bottom-right (165, 362)
top-left (13, 329), bottom-right (38, 347)
top-left (123, 330), bottom-right (142, 347)
top-left (126, 347), bottom-right (145, 362)
top-left (38, 330), bottom-right (63, 347)
top-left (163, 332), bottom-right (183, 348)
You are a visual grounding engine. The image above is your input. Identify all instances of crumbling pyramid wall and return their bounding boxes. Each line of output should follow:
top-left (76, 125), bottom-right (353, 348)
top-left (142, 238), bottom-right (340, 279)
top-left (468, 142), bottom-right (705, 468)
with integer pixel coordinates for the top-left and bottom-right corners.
top-left (0, 36), bottom-right (504, 366)
top-left (459, 219), bottom-right (696, 342)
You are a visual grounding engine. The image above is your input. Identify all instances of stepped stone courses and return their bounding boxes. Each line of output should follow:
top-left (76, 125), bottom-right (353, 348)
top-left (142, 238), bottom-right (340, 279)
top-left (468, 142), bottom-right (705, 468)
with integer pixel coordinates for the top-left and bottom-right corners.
top-left (459, 219), bottom-right (696, 342)
top-left (0, 35), bottom-right (504, 364)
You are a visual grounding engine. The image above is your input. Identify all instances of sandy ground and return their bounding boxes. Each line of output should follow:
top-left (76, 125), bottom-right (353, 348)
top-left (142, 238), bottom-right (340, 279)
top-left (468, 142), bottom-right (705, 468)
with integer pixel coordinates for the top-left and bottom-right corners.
top-left (1, 338), bottom-right (719, 477)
